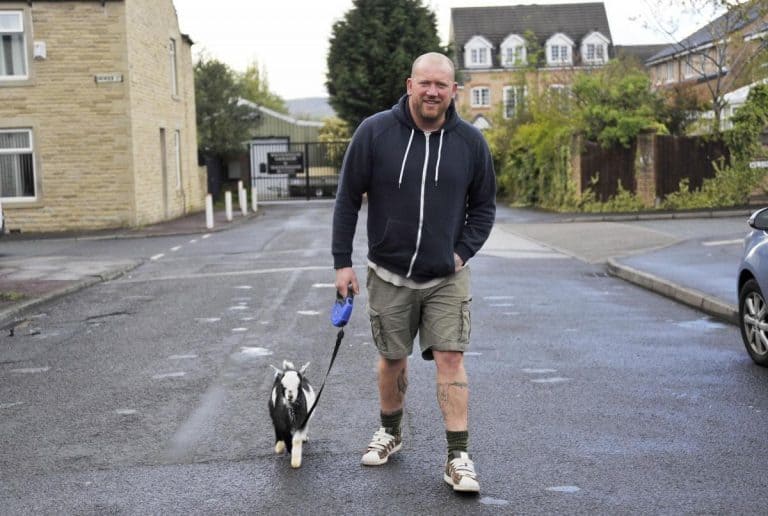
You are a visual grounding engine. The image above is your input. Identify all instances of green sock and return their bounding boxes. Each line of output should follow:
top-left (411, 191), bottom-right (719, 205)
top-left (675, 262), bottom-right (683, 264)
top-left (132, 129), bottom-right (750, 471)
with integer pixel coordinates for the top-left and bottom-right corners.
top-left (446, 430), bottom-right (469, 455)
top-left (380, 409), bottom-right (403, 438)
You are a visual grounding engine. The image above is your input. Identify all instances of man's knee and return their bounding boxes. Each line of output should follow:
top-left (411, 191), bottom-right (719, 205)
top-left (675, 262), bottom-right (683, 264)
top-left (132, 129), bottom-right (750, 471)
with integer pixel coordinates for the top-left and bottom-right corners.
top-left (433, 350), bottom-right (464, 373)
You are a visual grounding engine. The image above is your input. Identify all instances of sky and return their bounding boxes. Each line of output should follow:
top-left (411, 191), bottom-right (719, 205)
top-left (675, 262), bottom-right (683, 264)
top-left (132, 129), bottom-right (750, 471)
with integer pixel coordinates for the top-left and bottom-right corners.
top-left (173, 0), bottom-right (716, 100)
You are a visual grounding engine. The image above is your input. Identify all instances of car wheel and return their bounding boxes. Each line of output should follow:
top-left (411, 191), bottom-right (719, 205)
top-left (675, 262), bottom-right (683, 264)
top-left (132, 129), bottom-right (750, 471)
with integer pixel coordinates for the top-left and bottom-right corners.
top-left (739, 278), bottom-right (768, 366)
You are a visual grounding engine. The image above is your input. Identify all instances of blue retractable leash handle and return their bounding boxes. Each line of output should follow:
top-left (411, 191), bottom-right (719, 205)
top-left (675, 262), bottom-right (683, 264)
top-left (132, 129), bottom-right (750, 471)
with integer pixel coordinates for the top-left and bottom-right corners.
top-left (331, 290), bottom-right (354, 327)
top-left (299, 288), bottom-right (354, 429)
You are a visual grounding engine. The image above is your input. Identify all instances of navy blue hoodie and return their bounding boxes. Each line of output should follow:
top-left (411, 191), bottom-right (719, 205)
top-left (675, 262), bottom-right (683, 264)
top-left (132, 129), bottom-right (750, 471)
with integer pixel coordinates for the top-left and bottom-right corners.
top-left (332, 94), bottom-right (496, 283)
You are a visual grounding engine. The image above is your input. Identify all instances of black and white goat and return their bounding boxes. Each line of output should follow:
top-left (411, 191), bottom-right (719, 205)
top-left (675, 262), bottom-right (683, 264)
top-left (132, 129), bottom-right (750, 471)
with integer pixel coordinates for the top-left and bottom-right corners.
top-left (268, 360), bottom-right (316, 468)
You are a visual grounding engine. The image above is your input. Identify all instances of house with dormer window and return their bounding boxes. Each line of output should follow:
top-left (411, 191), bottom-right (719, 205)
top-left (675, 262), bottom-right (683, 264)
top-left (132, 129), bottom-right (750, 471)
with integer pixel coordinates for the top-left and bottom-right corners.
top-left (0, 0), bottom-right (206, 234)
top-left (449, 2), bottom-right (613, 128)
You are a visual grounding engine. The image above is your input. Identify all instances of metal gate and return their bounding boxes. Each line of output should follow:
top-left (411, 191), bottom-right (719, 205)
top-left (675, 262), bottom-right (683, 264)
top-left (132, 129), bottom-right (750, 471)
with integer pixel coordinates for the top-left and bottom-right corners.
top-left (248, 140), bottom-right (349, 201)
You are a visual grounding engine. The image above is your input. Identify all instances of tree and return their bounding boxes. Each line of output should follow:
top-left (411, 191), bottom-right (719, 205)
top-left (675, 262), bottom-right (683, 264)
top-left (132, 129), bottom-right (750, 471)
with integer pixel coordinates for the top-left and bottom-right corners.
top-left (326, 0), bottom-right (444, 128)
top-left (571, 60), bottom-right (668, 148)
top-left (238, 60), bottom-right (288, 114)
top-left (194, 56), bottom-right (257, 157)
top-left (644, 0), bottom-right (768, 133)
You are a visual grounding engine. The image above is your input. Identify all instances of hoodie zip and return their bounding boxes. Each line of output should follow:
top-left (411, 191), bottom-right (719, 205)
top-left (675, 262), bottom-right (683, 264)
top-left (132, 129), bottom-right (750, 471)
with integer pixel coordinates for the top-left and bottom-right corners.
top-left (406, 132), bottom-right (431, 278)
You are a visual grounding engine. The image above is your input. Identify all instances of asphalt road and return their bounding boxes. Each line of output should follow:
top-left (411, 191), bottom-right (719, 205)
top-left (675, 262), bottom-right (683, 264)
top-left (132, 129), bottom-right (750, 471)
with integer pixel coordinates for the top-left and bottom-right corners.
top-left (1, 204), bottom-right (766, 514)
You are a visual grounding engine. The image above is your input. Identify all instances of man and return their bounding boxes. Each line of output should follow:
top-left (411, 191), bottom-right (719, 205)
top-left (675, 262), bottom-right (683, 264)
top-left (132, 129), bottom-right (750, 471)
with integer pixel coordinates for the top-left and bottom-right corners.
top-left (331, 52), bottom-right (496, 493)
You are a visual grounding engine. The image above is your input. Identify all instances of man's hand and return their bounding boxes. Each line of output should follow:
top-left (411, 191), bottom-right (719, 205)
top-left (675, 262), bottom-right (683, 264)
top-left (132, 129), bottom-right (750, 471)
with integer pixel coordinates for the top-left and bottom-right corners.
top-left (453, 253), bottom-right (464, 272)
top-left (335, 267), bottom-right (359, 298)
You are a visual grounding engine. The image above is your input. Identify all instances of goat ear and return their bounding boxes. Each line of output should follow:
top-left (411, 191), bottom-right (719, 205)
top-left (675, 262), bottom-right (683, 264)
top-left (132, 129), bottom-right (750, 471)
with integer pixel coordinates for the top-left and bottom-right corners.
top-left (300, 362), bottom-right (310, 374)
top-left (282, 360), bottom-right (295, 370)
top-left (270, 364), bottom-right (282, 376)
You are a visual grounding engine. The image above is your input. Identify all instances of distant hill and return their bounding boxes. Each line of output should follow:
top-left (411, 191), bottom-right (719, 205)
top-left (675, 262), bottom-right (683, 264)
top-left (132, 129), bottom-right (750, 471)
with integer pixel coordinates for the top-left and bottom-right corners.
top-left (286, 97), bottom-right (335, 121)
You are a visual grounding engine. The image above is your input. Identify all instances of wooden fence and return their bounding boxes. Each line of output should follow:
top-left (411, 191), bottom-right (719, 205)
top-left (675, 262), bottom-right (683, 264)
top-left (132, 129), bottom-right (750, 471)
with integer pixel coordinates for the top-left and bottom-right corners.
top-left (573, 133), bottom-right (730, 205)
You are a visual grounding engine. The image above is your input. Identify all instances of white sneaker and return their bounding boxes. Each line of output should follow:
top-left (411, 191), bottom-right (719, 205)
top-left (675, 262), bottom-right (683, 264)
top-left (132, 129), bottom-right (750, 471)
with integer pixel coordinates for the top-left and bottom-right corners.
top-left (361, 427), bottom-right (402, 466)
top-left (444, 451), bottom-right (480, 493)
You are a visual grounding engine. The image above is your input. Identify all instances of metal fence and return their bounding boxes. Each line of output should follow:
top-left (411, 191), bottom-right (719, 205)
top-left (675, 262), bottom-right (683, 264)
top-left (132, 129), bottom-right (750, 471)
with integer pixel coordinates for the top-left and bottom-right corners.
top-left (249, 141), bottom-right (349, 201)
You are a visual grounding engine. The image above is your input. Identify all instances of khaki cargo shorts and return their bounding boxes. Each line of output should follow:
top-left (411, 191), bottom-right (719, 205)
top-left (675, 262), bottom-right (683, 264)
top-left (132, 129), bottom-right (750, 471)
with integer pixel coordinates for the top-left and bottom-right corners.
top-left (365, 266), bottom-right (472, 360)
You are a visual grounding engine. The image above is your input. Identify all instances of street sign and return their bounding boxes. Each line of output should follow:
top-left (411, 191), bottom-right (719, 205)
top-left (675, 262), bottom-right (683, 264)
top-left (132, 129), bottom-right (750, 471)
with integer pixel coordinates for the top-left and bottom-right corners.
top-left (267, 151), bottom-right (303, 175)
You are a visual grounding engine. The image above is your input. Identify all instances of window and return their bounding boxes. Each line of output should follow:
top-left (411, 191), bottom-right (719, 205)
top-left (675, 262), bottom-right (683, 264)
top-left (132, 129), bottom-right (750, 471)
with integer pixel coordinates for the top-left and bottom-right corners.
top-left (548, 84), bottom-right (571, 110)
top-left (501, 34), bottom-right (526, 67)
top-left (581, 31), bottom-right (609, 65)
top-left (464, 36), bottom-right (493, 68)
top-left (503, 86), bottom-right (526, 119)
top-left (665, 61), bottom-right (675, 82)
top-left (0, 11), bottom-right (28, 79)
top-left (169, 38), bottom-right (178, 96)
top-left (0, 129), bottom-right (35, 199)
top-left (471, 87), bottom-right (490, 107)
top-left (546, 33), bottom-right (574, 66)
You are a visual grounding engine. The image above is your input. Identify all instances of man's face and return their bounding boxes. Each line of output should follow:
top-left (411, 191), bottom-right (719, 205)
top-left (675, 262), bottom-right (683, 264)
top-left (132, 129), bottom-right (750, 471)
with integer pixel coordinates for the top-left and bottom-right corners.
top-left (407, 60), bottom-right (457, 127)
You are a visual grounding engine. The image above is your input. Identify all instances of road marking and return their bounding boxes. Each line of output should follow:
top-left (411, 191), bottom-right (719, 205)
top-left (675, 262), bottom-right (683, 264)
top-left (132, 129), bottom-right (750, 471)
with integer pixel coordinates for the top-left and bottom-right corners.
top-left (202, 234), bottom-right (211, 239)
top-left (297, 310), bottom-right (320, 315)
top-left (116, 409), bottom-right (137, 415)
top-left (235, 285), bottom-right (253, 290)
top-left (10, 367), bottom-right (50, 374)
top-left (189, 239), bottom-right (198, 244)
top-left (702, 238), bottom-right (742, 246)
top-left (531, 377), bottom-right (571, 383)
top-left (116, 265), bottom-right (329, 283)
top-left (489, 303), bottom-right (514, 307)
top-left (231, 327), bottom-right (248, 332)
top-left (150, 253), bottom-right (165, 261)
top-left (480, 497), bottom-right (510, 506)
top-left (522, 368), bottom-right (557, 374)
top-left (0, 402), bottom-right (24, 409)
top-left (168, 354), bottom-right (198, 360)
top-left (195, 317), bottom-right (221, 323)
top-left (547, 486), bottom-right (581, 493)
top-left (153, 372), bottom-right (186, 379)
top-left (228, 306), bottom-right (248, 311)
top-left (171, 246), bottom-right (181, 252)
top-left (240, 347), bottom-right (272, 356)
top-left (313, 283), bottom-right (335, 288)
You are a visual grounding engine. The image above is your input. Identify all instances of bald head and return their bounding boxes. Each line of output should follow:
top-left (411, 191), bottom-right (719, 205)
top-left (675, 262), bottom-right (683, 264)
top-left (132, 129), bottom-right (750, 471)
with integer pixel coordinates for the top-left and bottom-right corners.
top-left (411, 52), bottom-right (455, 82)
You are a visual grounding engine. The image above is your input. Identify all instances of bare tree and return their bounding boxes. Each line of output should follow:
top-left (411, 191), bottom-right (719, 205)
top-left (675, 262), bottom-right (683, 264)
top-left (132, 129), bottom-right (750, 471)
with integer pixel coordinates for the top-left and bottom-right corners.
top-left (643, 0), bottom-right (768, 132)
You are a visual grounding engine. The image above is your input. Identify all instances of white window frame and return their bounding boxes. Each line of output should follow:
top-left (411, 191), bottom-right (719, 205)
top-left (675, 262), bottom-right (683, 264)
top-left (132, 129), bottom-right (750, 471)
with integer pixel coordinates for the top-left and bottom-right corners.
top-left (470, 87), bottom-right (490, 107)
top-left (0, 10), bottom-right (29, 80)
top-left (548, 84), bottom-right (572, 109)
top-left (0, 128), bottom-right (36, 200)
top-left (665, 61), bottom-right (675, 83)
top-left (464, 35), bottom-right (493, 68)
top-left (503, 85), bottom-right (526, 119)
top-left (500, 34), bottom-right (526, 67)
top-left (169, 38), bottom-right (178, 96)
top-left (581, 31), bottom-right (610, 65)
top-left (546, 33), bottom-right (574, 66)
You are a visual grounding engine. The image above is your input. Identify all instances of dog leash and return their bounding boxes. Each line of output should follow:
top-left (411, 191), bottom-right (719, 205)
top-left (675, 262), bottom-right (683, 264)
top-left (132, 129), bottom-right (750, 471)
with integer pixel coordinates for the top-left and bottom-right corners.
top-left (298, 291), bottom-right (354, 430)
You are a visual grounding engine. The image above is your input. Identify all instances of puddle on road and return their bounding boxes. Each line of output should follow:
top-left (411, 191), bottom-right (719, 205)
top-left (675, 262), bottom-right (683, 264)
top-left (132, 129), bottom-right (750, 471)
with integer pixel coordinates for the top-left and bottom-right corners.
top-left (676, 318), bottom-right (728, 331)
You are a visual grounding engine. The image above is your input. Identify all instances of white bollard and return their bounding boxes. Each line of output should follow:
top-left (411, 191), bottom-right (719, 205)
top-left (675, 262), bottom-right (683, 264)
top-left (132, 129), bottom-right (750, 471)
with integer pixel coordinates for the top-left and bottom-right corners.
top-left (205, 194), bottom-right (214, 229)
top-left (251, 183), bottom-right (258, 213)
top-left (225, 191), bottom-right (233, 222)
top-left (238, 180), bottom-right (247, 215)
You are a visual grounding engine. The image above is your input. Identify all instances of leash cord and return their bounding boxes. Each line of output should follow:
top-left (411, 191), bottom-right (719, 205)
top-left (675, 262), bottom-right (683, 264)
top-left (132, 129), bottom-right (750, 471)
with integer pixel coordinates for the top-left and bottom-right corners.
top-left (298, 327), bottom-right (344, 430)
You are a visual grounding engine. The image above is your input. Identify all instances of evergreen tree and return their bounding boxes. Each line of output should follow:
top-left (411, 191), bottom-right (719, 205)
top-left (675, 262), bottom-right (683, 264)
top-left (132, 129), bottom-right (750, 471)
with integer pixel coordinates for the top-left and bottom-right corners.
top-left (194, 56), bottom-right (257, 157)
top-left (326, 0), bottom-right (444, 128)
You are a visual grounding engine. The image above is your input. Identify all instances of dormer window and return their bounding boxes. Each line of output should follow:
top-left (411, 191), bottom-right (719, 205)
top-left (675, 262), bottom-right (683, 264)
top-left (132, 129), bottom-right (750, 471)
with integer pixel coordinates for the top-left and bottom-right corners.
top-left (546, 33), bottom-right (574, 66)
top-left (500, 34), bottom-right (526, 67)
top-left (581, 31), bottom-right (610, 65)
top-left (464, 35), bottom-right (493, 68)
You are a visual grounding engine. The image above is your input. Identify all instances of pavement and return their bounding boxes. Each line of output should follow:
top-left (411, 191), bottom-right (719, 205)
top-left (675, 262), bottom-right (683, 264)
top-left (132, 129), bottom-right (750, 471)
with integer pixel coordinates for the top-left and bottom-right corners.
top-left (0, 204), bottom-right (758, 330)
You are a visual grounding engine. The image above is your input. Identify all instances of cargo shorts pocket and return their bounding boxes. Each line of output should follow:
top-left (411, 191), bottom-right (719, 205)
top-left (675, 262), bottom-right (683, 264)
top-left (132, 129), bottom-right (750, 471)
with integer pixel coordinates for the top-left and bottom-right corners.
top-left (459, 300), bottom-right (471, 344)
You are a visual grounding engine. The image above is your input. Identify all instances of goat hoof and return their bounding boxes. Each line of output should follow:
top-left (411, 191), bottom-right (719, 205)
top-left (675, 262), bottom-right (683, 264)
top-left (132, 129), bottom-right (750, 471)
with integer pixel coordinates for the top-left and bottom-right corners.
top-left (291, 456), bottom-right (302, 468)
top-left (274, 441), bottom-right (285, 454)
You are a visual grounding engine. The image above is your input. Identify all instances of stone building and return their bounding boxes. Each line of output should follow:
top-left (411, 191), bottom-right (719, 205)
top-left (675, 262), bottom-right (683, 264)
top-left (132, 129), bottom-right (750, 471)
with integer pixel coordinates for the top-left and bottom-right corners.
top-left (0, 0), bottom-right (205, 233)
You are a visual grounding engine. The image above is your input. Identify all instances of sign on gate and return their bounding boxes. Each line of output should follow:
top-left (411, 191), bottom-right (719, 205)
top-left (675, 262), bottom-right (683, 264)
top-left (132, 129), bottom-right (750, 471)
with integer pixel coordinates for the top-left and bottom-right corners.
top-left (267, 151), bottom-right (304, 175)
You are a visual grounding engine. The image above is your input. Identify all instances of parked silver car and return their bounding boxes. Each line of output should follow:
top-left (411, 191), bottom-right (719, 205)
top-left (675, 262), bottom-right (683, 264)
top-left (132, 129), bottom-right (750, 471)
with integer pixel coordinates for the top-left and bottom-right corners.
top-left (737, 207), bottom-right (768, 366)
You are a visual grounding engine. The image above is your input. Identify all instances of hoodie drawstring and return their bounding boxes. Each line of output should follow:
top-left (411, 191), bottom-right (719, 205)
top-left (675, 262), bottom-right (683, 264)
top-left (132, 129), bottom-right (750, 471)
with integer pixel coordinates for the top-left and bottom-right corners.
top-left (434, 129), bottom-right (444, 184)
top-left (398, 129), bottom-right (414, 188)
